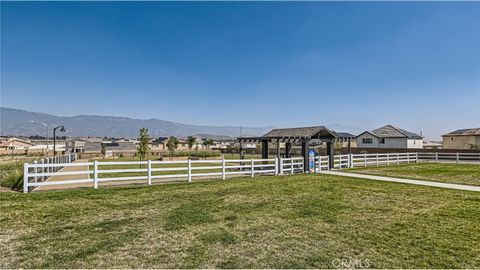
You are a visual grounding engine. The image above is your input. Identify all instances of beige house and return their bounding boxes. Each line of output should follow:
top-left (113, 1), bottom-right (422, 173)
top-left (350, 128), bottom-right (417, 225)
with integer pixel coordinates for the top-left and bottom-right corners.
top-left (0, 137), bottom-right (33, 150)
top-left (442, 128), bottom-right (480, 149)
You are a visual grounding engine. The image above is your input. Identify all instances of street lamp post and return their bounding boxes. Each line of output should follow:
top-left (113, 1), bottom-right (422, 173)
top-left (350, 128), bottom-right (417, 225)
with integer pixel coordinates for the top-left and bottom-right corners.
top-left (53, 125), bottom-right (65, 156)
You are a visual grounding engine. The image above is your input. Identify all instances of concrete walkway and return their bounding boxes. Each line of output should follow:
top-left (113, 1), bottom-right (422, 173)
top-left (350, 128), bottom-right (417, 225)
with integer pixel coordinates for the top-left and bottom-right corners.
top-left (34, 159), bottom-right (92, 191)
top-left (321, 171), bottom-right (480, 192)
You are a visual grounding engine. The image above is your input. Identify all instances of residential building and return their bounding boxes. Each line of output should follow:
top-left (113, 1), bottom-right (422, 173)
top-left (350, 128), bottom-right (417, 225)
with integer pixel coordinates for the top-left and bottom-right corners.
top-left (356, 125), bottom-right (423, 149)
top-left (423, 140), bottom-right (443, 149)
top-left (66, 140), bottom-right (87, 153)
top-left (442, 128), bottom-right (480, 149)
top-left (0, 137), bottom-right (33, 150)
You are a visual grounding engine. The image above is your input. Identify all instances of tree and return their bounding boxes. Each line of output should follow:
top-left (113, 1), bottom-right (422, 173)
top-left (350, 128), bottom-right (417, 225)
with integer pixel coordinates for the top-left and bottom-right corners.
top-left (187, 136), bottom-right (196, 150)
top-left (469, 144), bottom-right (480, 150)
top-left (203, 138), bottom-right (214, 150)
top-left (101, 144), bottom-right (106, 157)
top-left (137, 128), bottom-right (150, 161)
top-left (166, 136), bottom-right (179, 158)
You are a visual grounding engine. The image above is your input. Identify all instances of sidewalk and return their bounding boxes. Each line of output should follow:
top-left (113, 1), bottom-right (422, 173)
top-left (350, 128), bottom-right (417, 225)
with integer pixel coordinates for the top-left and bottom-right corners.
top-left (321, 171), bottom-right (480, 192)
top-left (34, 159), bottom-right (92, 191)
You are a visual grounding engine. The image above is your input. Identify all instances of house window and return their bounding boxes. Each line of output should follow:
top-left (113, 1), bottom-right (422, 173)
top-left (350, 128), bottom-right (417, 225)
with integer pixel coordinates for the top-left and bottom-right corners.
top-left (379, 138), bottom-right (385, 144)
top-left (362, 138), bottom-right (373, 144)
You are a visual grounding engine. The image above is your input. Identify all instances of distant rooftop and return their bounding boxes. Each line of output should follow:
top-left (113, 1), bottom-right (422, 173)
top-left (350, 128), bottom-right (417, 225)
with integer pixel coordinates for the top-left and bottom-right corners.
top-left (442, 128), bottom-right (480, 136)
top-left (366, 125), bottom-right (422, 139)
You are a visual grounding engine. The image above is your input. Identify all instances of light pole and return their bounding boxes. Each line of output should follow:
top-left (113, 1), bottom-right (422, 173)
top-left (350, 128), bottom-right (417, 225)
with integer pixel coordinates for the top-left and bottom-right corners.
top-left (53, 125), bottom-right (65, 156)
top-left (31, 121), bottom-right (49, 156)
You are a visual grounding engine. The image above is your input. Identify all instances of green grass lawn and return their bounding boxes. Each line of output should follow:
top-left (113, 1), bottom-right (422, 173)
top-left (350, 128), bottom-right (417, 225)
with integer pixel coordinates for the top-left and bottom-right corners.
top-left (1, 173), bottom-right (479, 268)
top-left (346, 162), bottom-right (480, 186)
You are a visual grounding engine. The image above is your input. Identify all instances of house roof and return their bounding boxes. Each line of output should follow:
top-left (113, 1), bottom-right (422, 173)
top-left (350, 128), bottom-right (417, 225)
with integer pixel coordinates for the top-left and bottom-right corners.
top-left (442, 128), bottom-right (480, 137)
top-left (262, 126), bottom-right (338, 139)
top-left (238, 126), bottom-right (355, 144)
top-left (367, 125), bottom-right (423, 139)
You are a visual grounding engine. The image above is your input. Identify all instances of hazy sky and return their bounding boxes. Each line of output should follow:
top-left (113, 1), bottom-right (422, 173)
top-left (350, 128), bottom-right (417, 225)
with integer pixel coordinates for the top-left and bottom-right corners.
top-left (1, 2), bottom-right (479, 140)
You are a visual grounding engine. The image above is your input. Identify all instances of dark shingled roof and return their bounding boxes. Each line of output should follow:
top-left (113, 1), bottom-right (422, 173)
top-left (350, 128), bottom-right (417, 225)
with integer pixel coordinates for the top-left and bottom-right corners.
top-left (262, 126), bottom-right (336, 138)
top-left (370, 125), bottom-right (422, 139)
top-left (337, 132), bottom-right (356, 138)
top-left (442, 128), bottom-right (480, 136)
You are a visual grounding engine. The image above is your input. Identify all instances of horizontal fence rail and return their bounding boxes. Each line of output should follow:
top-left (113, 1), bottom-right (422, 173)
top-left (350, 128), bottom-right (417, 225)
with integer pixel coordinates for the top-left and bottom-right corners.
top-left (23, 157), bottom-right (305, 193)
top-left (23, 153), bottom-right (77, 193)
top-left (22, 152), bottom-right (479, 193)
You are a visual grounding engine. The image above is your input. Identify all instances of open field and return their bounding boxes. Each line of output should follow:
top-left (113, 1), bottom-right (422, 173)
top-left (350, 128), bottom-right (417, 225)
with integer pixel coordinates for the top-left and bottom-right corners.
top-left (1, 173), bottom-right (479, 268)
top-left (346, 162), bottom-right (480, 186)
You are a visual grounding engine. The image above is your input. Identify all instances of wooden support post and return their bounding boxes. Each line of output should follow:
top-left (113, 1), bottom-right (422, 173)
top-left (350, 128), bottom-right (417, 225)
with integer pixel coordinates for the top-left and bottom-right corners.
top-left (290, 157), bottom-right (294, 174)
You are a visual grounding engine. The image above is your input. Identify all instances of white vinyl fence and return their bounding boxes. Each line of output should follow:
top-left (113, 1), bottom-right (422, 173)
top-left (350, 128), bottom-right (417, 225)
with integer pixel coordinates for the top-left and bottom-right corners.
top-left (418, 152), bottom-right (480, 163)
top-left (318, 152), bottom-right (480, 171)
top-left (23, 157), bottom-right (304, 193)
top-left (22, 152), bottom-right (480, 193)
top-left (23, 153), bottom-right (77, 192)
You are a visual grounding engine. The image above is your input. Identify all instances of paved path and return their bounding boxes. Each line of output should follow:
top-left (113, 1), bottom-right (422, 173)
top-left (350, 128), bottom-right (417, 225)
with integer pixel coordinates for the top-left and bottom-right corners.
top-left (34, 159), bottom-right (92, 191)
top-left (321, 171), bottom-right (480, 192)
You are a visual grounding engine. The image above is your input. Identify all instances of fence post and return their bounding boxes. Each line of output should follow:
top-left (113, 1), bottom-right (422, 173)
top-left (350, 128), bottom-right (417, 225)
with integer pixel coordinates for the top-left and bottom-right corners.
top-left (251, 159), bottom-right (254, 178)
top-left (274, 157), bottom-right (278, 176)
top-left (23, 163), bottom-right (29, 193)
top-left (68, 154), bottom-right (71, 163)
top-left (40, 159), bottom-right (45, 181)
top-left (456, 152), bottom-right (459, 164)
top-left (279, 158), bottom-right (284, 175)
top-left (147, 160), bottom-right (152, 185)
top-left (435, 152), bottom-right (438, 163)
top-left (415, 152), bottom-right (418, 163)
top-left (222, 156), bottom-right (226, 180)
top-left (387, 153), bottom-right (390, 165)
top-left (93, 160), bottom-right (98, 189)
top-left (188, 159), bottom-right (192, 182)
top-left (33, 161), bottom-right (38, 183)
top-left (407, 153), bottom-right (410, 163)
top-left (364, 154), bottom-right (367, 167)
top-left (338, 155), bottom-right (342, 171)
top-left (376, 154), bottom-right (379, 166)
top-left (397, 153), bottom-right (400, 165)
top-left (290, 157), bottom-right (294, 174)
top-left (318, 156), bottom-right (322, 172)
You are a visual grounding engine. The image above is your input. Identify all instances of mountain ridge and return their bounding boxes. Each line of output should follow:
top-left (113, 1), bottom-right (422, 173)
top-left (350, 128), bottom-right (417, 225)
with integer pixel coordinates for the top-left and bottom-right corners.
top-left (0, 107), bottom-right (273, 138)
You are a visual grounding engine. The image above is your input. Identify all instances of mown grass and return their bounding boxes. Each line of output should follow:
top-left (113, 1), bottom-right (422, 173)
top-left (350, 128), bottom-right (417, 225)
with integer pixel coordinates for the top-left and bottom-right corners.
top-left (346, 162), bottom-right (480, 186)
top-left (1, 173), bottom-right (479, 268)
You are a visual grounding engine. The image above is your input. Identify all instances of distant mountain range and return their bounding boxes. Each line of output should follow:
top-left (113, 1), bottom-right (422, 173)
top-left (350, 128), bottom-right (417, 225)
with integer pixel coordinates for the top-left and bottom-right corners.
top-left (0, 107), bottom-right (273, 138)
top-left (0, 107), bottom-right (363, 139)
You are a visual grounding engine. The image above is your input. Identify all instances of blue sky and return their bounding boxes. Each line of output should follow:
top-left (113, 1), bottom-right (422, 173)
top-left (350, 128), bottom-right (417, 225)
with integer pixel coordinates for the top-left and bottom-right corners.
top-left (1, 2), bottom-right (479, 139)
